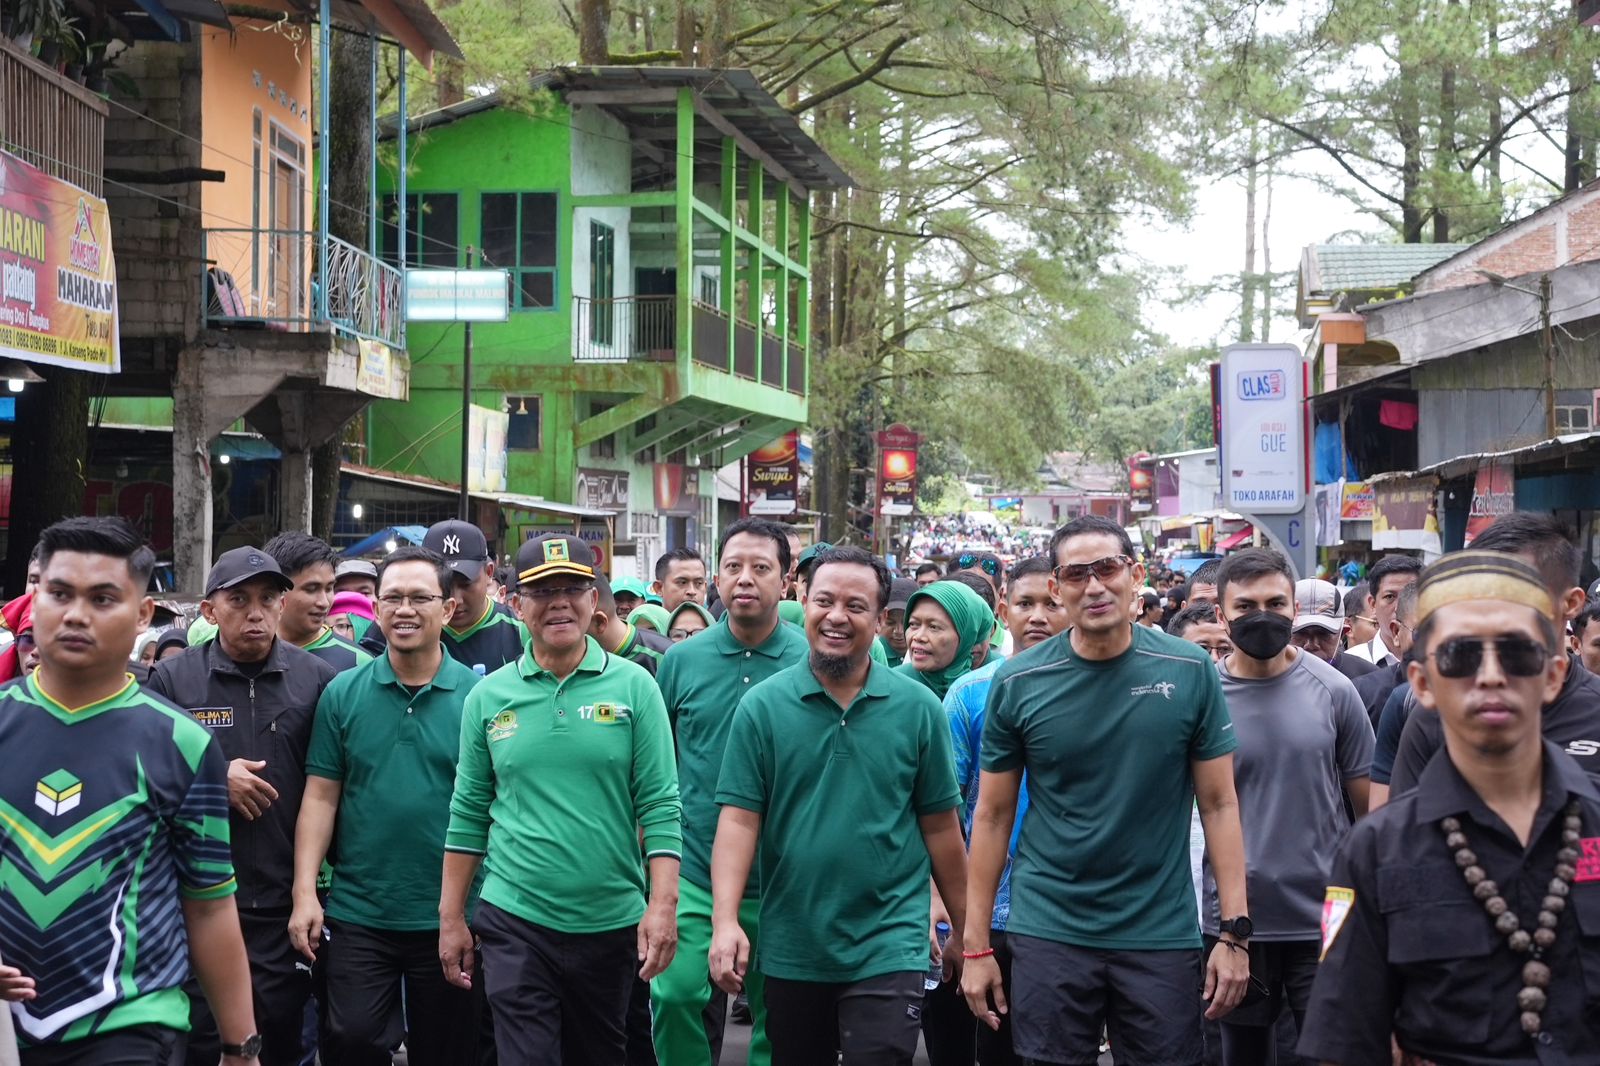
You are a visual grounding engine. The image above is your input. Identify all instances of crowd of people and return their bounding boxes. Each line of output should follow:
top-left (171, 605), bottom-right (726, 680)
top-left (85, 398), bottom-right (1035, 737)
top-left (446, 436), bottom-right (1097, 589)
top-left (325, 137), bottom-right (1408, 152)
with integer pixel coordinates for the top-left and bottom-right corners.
top-left (2, 504), bottom-right (1599, 1066)
top-left (900, 514), bottom-right (1051, 566)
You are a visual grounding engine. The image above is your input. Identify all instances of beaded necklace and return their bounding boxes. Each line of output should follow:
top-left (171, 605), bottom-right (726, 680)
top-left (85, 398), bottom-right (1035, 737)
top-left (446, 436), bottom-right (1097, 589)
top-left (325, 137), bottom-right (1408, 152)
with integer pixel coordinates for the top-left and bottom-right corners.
top-left (1438, 799), bottom-right (1582, 1037)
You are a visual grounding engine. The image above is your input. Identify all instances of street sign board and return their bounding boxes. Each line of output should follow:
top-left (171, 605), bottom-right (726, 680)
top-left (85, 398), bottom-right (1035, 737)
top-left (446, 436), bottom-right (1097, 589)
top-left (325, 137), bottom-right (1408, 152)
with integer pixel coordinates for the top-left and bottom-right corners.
top-left (405, 269), bottom-right (510, 322)
top-left (1219, 344), bottom-right (1308, 515)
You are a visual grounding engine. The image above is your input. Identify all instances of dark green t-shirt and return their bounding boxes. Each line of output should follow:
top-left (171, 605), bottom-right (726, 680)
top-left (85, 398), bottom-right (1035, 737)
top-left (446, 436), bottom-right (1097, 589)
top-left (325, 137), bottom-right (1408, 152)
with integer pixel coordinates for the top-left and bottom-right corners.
top-left (658, 616), bottom-right (808, 893)
top-left (716, 660), bottom-right (960, 983)
top-left (981, 624), bottom-right (1236, 950)
top-left (444, 601), bottom-right (527, 673)
top-left (306, 651), bottom-right (482, 930)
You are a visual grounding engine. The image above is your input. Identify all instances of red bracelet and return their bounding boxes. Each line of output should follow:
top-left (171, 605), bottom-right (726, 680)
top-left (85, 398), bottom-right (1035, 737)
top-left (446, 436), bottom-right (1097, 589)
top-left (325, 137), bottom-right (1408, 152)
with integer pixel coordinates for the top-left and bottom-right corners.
top-left (962, 948), bottom-right (996, 960)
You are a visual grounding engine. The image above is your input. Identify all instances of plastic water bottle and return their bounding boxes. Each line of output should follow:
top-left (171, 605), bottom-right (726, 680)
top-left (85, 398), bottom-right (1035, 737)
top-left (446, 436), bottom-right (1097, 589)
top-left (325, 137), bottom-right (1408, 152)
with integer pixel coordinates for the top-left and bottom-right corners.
top-left (472, 663), bottom-right (487, 677)
top-left (924, 921), bottom-right (950, 991)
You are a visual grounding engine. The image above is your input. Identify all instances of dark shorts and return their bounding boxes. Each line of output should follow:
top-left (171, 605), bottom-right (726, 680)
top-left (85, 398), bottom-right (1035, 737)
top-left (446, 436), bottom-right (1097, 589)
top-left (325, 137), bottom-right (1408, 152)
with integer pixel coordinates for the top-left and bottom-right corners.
top-left (20, 1025), bottom-right (179, 1066)
top-left (1009, 933), bottom-right (1202, 1066)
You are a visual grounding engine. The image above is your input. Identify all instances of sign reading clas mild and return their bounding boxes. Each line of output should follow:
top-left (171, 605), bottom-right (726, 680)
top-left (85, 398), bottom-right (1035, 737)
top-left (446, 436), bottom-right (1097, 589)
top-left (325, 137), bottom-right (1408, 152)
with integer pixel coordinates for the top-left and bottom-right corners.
top-left (1218, 344), bottom-right (1307, 515)
top-left (0, 148), bottom-right (119, 373)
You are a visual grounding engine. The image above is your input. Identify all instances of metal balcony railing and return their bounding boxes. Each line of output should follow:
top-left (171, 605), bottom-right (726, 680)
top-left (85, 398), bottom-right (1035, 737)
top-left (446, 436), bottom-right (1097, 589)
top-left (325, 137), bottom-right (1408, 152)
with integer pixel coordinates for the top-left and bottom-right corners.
top-left (573, 294), bottom-right (677, 361)
top-left (0, 39), bottom-right (106, 194)
top-left (202, 229), bottom-right (404, 348)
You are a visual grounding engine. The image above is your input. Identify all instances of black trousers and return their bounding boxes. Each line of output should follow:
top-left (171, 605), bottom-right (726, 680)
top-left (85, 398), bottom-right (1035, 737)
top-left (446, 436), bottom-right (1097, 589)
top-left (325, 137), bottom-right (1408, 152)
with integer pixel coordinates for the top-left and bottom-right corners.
top-left (764, 971), bottom-right (925, 1066)
top-left (474, 901), bottom-right (638, 1066)
top-left (1199, 939), bottom-right (1319, 1066)
top-left (974, 931), bottom-right (1023, 1066)
top-left (921, 973), bottom-right (974, 1066)
top-left (184, 906), bottom-right (310, 1066)
top-left (21, 1025), bottom-right (179, 1066)
top-left (317, 918), bottom-right (482, 1066)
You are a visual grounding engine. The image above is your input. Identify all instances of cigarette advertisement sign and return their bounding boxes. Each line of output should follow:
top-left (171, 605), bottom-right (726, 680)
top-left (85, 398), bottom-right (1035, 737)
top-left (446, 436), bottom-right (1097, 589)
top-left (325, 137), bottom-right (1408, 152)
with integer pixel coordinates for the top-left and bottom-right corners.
top-left (0, 148), bottom-right (120, 372)
top-left (746, 431), bottom-right (799, 516)
top-left (1219, 344), bottom-right (1307, 515)
top-left (1463, 459), bottom-right (1515, 547)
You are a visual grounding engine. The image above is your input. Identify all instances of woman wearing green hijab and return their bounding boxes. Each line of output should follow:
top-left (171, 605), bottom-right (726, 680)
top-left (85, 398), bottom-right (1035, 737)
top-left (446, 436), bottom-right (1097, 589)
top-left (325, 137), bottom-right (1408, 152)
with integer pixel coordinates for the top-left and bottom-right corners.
top-left (667, 601), bottom-right (715, 642)
top-left (897, 580), bottom-right (993, 699)
top-left (631, 603), bottom-right (673, 636)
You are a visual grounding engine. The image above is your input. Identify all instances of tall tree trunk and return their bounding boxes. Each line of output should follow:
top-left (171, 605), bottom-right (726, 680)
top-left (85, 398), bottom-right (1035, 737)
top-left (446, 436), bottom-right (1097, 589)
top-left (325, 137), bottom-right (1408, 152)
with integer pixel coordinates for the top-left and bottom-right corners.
top-left (314, 30), bottom-right (377, 542)
top-left (1239, 128), bottom-right (1257, 344)
top-left (1398, 61), bottom-right (1424, 242)
top-left (578, 0), bottom-right (610, 64)
top-left (435, 0), bottom-right (464, 105)
top-left (1436, 2), bottom-right (1457, 242)
top-left (701, 0), bottom-right (732, 65)
top-left (1485, 0), bottom-right (1503, 212)
top-left (675, 1), bottom-right (697, 65)
top-left (7, 368), bottom-right (91, 595)
top-left (1260, 165), bottom-right (1273, 343)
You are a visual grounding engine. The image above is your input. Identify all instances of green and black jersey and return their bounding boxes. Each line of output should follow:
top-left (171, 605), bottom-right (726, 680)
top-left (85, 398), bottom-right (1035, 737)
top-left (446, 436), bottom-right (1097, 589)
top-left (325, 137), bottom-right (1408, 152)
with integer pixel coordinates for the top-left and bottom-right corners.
top-left (301, 627), bottom-right (373, 672)
top-left (613, 623), bottom-right (672, 677)
top-left (444, 601), bottom-right (528, 674)
top-left (0, 674), bottom-right (234, 1045)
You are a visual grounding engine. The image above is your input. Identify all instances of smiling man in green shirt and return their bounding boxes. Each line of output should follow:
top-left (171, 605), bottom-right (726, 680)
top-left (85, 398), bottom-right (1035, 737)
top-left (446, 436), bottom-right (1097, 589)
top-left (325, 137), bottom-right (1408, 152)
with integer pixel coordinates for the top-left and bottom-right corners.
top-left (441, 533), bottom-right (682, 1066)
top-left (652, 518), bottom-right (806, 1066)
top-left (263, 532), bottom-right (371, 672)
top-left (709, 546), bottom-right (969, 1066)
top-left (288, 546), bottom-right (483, 1065)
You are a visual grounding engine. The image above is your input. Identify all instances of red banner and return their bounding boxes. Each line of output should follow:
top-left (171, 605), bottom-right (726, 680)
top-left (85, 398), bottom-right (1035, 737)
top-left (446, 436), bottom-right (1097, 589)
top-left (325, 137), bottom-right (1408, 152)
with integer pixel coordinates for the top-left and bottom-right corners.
top-left (1464, 459), bottom-right (1515, 547)
top-left (0, 148), bottom-right (119, 372)
top-left (876, 424), bottom-right (922, 516)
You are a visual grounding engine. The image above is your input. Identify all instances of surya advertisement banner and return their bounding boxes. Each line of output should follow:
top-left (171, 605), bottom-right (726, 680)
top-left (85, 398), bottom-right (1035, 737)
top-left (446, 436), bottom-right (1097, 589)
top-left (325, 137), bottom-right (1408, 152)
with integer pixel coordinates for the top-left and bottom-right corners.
top-left (0, 148), bottom-right (119, 372)
top-left (745, 432), bottom-right (799, 516)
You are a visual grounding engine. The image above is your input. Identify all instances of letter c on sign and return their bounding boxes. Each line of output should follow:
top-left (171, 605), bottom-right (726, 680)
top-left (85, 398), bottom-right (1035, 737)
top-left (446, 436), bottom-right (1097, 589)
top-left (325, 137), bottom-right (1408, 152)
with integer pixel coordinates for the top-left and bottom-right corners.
top-left (1287, 519), bottom-right (1301, 549)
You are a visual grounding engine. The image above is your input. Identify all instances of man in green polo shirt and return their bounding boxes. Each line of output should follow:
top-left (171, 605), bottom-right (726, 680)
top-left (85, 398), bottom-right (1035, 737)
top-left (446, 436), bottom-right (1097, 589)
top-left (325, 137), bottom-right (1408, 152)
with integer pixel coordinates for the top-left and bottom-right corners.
top-left (709, 546), bottom-right (969, 1066)
top-left (441, 533), bottom-right (682, 1066)
top-left (652, 518), bottom-right (806, 1066)
top-left (287, 546), bottom-right (482, 1065)
top-left (264, 531), bottom-right (370, 671)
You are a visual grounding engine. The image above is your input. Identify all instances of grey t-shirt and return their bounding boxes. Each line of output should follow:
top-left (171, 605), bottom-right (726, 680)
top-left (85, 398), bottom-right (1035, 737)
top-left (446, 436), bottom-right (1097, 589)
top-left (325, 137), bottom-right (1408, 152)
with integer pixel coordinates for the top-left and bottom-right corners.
top-left (1202, 650), bottom-right (1375, 941)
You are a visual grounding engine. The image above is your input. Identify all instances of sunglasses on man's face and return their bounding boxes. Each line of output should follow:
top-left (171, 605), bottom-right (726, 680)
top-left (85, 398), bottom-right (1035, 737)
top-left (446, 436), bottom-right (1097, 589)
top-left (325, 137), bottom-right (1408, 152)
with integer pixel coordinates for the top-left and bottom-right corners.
top-left (958, 553), bottom-right (1000, 577)
top-left (1053, 555), bottom-right (1133, 586)
top-left (1428, 636), bottom-right (1549, 679)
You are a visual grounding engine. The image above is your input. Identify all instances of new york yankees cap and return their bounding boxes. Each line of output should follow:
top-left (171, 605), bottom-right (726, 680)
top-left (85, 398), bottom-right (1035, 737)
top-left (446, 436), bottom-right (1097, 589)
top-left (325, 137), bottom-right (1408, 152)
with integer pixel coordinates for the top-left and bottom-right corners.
top-left (204, 546), bottom-right (294, 598)
top-left (423, 519), bottom-right (491, 581)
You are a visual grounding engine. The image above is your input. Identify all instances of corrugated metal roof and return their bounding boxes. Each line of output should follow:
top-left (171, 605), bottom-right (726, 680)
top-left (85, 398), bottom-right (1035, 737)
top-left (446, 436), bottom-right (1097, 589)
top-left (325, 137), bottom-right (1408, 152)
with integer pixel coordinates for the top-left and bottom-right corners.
top-left (1306, 243), bottom-right (1471, 293)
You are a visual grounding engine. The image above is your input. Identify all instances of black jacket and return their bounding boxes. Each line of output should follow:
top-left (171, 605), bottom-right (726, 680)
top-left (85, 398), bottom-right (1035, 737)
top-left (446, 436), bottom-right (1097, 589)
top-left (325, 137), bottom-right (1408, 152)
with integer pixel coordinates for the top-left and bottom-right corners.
top-left (147, 637), bottom-right (337, 909)
top-left (1353, 659), bottom-right (1408, 732)
top-left (1391, 653), bottom-right (1600, 793)
top-left (1330, 650), bottom-right (1377, 682)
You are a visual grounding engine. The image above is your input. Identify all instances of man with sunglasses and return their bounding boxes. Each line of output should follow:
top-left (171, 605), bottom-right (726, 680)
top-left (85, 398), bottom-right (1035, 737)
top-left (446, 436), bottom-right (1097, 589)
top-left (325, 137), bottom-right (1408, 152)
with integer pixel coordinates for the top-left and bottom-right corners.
top-left (288, 546), bottom-right (484, 1064)
top-left (1208, 550), bottom-right (1372, 1066)
top-left (950, 550), bottom-right (1008, 654)
top-left (1298, 550), bottom-right (1600, 1064)
top-left (440, 534), bottom-right (682, 1065)
top-left (963, 515), bottom-right (1250, 1065)
top-left (1391, 512), bottom-right (1600, 793)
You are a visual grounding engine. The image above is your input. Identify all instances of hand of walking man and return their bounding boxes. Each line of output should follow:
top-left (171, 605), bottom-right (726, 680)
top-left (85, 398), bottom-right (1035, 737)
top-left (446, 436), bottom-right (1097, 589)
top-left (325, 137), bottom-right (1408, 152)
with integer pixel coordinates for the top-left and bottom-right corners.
top-left (439, 915), bottom-right (476, 990)
top-left (960, 954), bottom-right (1006, 1031)
top-left (227, 758), bottom-right (278, 820)
top-left (637, 898), bottom-right (678, 980)
top-left (708, 919), bottom-right (750, 994)
top-left (1202, 939), bottom-right (1249, 1019)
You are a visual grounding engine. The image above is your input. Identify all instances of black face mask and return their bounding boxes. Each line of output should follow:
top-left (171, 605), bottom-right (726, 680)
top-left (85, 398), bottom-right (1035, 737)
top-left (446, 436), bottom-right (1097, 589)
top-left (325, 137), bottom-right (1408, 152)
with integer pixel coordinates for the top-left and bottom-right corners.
top-left (1229, 610), bottom-right (1293, 660)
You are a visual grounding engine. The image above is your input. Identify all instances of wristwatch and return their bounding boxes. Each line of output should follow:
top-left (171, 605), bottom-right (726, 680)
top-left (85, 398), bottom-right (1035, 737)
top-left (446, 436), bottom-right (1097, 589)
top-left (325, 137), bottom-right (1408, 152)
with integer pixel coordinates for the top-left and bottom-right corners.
top-left (1218, 915), bottom-right (1254, 941)
top-left (221, 1034), bottom-right (263, 1058)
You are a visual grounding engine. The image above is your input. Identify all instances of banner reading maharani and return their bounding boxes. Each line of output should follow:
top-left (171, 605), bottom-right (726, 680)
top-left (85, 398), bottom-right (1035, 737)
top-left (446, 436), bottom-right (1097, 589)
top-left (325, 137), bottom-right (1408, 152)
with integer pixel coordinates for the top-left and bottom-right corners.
top-left (0, 148), bottom-right (119, 372)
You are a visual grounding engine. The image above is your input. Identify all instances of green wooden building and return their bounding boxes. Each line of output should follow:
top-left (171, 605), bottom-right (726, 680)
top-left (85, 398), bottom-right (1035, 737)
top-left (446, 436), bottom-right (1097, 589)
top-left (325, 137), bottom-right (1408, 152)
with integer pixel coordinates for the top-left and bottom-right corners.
top-left (369, 67), bottom-right (849, 567)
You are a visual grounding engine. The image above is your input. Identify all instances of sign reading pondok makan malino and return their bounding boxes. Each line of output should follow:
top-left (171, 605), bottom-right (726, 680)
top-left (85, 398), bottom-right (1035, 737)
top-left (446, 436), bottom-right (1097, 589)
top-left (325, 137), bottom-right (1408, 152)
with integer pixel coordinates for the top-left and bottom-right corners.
top-left (0, 148), bottom-right (119, 373)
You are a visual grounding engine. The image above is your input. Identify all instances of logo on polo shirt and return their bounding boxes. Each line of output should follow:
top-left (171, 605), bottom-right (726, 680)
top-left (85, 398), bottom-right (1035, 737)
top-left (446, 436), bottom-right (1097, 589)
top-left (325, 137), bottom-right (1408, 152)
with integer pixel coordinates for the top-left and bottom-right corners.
top-left (487, 709), bottom-right (519, 742)
top-left (1130, 681), bottom-right (1176, 700)
top-left (35, 770), bottom-right (81, 817)
top-left (580, 703), bottom-right (629, 722)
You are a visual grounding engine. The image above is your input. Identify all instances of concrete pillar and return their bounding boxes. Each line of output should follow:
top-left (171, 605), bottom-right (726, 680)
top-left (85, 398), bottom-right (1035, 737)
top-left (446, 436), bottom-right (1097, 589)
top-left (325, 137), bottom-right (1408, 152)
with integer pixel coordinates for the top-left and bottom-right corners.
top-left (172, 347), bottom-right (216, 595)
top-left (279, 449), bottom-right (314, 533)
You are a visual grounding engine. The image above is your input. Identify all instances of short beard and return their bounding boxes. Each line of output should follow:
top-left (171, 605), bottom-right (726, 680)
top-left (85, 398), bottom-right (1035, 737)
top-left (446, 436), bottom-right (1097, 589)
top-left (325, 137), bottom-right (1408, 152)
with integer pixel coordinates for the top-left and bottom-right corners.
top-left (810, 649), bottom-right (856, 680)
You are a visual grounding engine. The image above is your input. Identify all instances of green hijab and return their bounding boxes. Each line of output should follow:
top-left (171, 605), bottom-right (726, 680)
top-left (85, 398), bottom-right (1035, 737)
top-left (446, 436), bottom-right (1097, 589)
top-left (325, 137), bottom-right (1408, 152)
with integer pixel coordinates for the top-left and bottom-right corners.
top-left (668, 602), bottom-right (716, 637)
top-left (631, 603), bottom-right (672, 636)
top-left (896, 581), bottom-right (993, 699)
top-left (777, 599), bottom-right (806, 627)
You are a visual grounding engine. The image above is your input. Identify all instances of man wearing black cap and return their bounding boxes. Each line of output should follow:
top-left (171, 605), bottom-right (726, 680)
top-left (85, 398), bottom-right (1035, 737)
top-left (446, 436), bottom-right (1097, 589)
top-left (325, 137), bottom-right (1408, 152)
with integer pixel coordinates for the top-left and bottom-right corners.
top-left (148, 546), bottom-right (338, 1066)
top-left (878, 577), bottom-right (918, 667)
top-left (423, 519), bottom-right (527, 673)
top-left (441, 534), bottom-right (681, 1066)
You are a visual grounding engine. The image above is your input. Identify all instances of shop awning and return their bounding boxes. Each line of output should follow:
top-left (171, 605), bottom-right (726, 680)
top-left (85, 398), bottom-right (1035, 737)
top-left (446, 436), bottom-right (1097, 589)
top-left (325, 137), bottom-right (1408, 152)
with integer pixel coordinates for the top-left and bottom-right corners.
top-left (340, 525), bottom-right (427, 557)
top-left (1217, 526), bottom-right (1255, 552)
top-left (1365, 431), bottom-right (1600, 484)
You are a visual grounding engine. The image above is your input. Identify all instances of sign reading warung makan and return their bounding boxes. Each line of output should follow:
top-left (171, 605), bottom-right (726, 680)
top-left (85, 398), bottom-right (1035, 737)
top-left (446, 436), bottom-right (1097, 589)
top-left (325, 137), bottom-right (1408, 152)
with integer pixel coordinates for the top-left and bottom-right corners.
top-left (0, 148), bottom-right (119, 372)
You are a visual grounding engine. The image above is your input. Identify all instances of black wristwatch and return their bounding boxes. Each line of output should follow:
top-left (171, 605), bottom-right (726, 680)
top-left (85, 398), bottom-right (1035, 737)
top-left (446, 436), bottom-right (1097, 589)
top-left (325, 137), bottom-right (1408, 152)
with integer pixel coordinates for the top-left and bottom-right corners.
top-left (1219, 915), bottom-right (1253, 941)
top-left (221, 1034), bottom-right (263, 1059)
